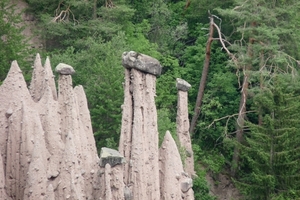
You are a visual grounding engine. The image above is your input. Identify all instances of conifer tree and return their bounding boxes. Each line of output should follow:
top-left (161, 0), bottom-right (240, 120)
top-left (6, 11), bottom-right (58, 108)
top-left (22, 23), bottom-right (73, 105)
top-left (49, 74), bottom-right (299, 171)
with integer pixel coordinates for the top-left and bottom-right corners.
top-left (237, 74), bottom-right (300, 199)
top-left (216, 0), bottom-right (300, 176)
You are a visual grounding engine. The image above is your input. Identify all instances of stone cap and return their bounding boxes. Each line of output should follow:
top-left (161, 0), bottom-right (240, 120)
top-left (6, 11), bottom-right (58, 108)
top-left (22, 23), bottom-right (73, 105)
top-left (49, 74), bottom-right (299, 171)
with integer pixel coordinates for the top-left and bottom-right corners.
top-left (176, 78), bottom-right (191, 91)
top-left (55, 63), bottom-right (75, 75)
top-left (99, 147), bottom-right (125, 167)
top-left (122, 51), bottom-right (162, 76)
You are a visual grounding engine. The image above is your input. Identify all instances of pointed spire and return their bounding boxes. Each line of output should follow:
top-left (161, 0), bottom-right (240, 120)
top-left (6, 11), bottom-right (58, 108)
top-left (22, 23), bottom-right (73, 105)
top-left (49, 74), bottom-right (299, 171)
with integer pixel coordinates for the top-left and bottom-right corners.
top-left (1, 60), bottom-right (29, 94)
top-left (159, 131), bottom-right (184, 199)
top-left (0, 60), bottom-right (32, 169)
top-left (8, 60), bottom-right (23, 74)
top-left (29, 53), bottom-right (45, 102)
top-left (37, 84), bottom-right (64, 181)
top-left (44, 57), bottom-right (57, 100)
top-left (159, 131), bottom-right (194, 200)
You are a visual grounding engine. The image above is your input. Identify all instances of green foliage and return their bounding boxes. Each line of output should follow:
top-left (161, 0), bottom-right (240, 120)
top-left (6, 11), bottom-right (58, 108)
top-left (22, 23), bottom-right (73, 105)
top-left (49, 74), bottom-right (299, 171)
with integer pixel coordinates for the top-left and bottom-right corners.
top-left (104, 137), bottom-right (118, 149)
top-left (125, 19), bottom-right (161, 58)
top-left (182, 24), bottom-right (240, 160)
top-left (157, 108), bottom-right (176, 145)
top-left (202, 151), bottom-right (226, 174)
top-left (25, 0), bottom-right (57, 15)
top-left (193, 170), bottom-right (217, 200)
top-left (126, 0), bottom-right (151, 23)
top-left (184, 0), bottom-right (234, 38)
top-left (216, 0), bottom-right (300, 72)
top-left (213, 1), bottom-right (300, 198)
top-left (156, 55), bottom-right (182, 113)
top-left (33, 0), bottom-right (135, 50)
top-left (193, 143), bottom-right (218, 200)
top-left (194, 140), bottom-right (226, 175)
top-left (236, 74), bottom-right (300, 199)
top-left (214, 0), bottom-right (300, 172)
top-left (97, 4), bottom-right (135, 39)
top-left (0, 0), bottom-right (32, 83)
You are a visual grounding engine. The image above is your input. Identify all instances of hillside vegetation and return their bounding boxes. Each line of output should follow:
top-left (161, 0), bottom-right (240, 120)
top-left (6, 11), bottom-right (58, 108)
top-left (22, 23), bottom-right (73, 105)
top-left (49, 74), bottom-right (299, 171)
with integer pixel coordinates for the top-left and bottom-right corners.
top-left (2, 0), bottom-right (300, 199)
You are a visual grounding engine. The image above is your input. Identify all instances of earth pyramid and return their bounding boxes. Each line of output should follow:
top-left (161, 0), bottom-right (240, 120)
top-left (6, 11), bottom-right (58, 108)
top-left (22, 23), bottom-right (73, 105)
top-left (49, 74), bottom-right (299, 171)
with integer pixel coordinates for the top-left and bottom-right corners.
top-left (0, 52), bottom-right (195, 199)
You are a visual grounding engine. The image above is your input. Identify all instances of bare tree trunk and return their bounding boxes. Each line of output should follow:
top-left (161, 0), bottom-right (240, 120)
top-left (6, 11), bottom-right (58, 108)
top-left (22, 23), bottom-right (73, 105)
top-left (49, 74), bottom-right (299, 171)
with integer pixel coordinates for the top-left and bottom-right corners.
top-left (231, 73), bottom-right (249, 175)
top-left (189, 16), bottom-right (214, 136)
top-left (231, 37), bottom-right (254, 176)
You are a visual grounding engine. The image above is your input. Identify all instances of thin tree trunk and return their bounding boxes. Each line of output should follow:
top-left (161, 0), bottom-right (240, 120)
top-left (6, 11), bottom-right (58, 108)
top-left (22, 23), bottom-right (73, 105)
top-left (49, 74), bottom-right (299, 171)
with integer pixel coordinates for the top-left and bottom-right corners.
top-left (93, 0), bottom-right (97, 19)
top-left (189, 16), bottom-right (214, 136)
top-left (231, 73), bottom-right (249, 175)
top-left (231, 37), bottom-right (254, 176)
top-left (258, 51), bottom-right (264, 126)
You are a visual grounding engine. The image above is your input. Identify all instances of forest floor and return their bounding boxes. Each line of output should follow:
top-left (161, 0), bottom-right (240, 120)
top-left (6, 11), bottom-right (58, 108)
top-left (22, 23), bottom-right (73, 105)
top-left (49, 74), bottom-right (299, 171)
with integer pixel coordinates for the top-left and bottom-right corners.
top-left (206, 170), bottom-right (242, 200)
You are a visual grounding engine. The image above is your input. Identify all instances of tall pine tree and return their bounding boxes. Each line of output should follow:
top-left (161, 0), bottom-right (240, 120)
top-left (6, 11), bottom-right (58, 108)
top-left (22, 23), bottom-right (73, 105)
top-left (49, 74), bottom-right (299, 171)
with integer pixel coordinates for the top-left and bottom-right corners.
top-left (237, 74), bottom-right (300, 199)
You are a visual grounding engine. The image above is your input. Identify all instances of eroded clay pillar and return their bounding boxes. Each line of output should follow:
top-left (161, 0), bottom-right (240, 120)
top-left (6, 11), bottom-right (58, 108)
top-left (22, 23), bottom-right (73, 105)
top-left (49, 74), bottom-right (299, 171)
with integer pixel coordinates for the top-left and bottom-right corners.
top-left (29, 53), bottom-right (45, 102)
top-left (176, 78), bottom-right (195, 177)
top-left (159, 131), bottom-right (194, 200)
top-left (99, 147), bottom-right (125, 200)
top-left (2, 61), bottom-right (48, 199)
top-left (119, 51), bottom-right (162, 200)
top-left (0, 55), bottom-right (101, 199)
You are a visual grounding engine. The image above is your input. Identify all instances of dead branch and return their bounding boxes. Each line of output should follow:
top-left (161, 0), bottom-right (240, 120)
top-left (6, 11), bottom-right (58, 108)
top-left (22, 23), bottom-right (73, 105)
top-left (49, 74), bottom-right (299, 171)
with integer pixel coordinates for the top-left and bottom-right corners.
top-left (105, 0), bottom-right (115, 8)
top-left (212, 20), bottom-right (242, 88)
top-left (207, 111), bottom-right (255, 129)
top-left (233, 0), bottom-right (249, 10)
top-left (213, 22), bottom-right (238, 66)
top-left (51, 3), bottom-right (78, 25)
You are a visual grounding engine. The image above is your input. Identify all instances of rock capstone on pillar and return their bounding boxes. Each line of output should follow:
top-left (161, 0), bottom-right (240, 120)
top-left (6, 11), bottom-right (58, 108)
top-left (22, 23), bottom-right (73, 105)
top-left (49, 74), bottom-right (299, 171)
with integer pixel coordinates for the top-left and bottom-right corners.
top-left (55, 63), bottom-right (75, 75)
top-left (100, 147), bottom-right (126, 167)
top-left (176, 78), bottom-right (191, 92)
top-left (122, 51), bottom-right (162, 76)
top-left (99, 148), bottom-right (125, 200)
top-left (29, 53), bottom-right (45, 102)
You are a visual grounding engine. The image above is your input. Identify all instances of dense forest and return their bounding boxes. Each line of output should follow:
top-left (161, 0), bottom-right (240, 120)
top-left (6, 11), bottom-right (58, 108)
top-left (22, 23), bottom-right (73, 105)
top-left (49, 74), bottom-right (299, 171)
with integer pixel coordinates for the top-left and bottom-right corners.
top-left (1, 0), bottom-right (300, 199)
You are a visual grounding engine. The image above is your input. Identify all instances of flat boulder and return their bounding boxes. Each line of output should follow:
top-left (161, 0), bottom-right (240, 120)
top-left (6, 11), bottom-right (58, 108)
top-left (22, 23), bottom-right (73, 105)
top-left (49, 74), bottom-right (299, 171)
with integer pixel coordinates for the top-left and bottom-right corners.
top-left (176, 78), bottom-right (191, 92)
top-left (122, 51), bottom-right (162, 76)
top-left (100, 147), bottom-right (125, 167)
top-left (55, 63), bottom-right (75, 75)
